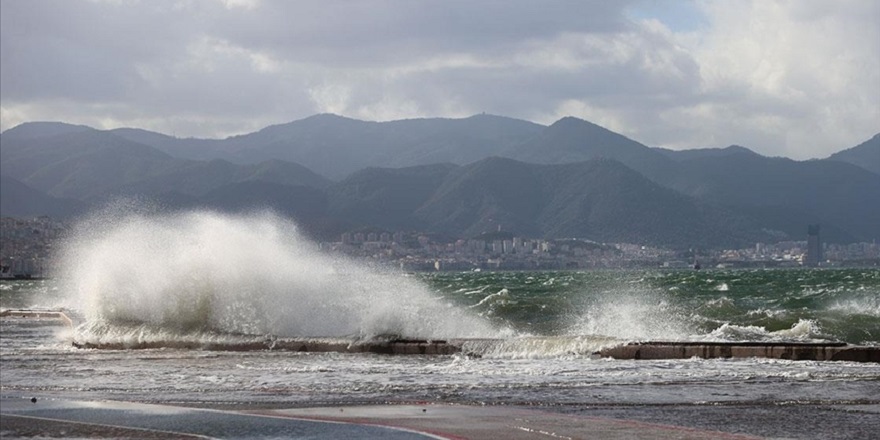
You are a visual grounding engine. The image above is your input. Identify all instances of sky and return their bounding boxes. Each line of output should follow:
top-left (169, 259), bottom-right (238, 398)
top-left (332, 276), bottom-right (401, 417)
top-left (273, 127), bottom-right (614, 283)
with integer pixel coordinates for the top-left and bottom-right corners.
top-left (1, 0), bottom-right (878, 159)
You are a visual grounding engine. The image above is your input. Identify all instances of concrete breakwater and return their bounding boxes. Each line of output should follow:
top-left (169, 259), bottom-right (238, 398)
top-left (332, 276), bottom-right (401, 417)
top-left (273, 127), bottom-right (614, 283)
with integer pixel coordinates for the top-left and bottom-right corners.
top-left (69, 337), bottom-right (880, 362)
top-left (70, 338), bottom-right (464, 355)
top-left (596, 341), bottom-right (879, 362)
top-left (0, 309), bottom-right (74, 326)
top-left (3, 310), bottom-right (876, 362)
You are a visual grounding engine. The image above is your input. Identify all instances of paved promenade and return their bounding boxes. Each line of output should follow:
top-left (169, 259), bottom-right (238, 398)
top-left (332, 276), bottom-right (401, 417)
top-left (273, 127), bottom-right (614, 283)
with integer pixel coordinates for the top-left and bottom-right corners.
top-left (1, 397), bottom-right (757, 439)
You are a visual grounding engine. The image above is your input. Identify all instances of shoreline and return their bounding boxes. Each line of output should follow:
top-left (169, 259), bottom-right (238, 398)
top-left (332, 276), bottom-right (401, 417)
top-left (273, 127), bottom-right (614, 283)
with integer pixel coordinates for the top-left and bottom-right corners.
top-left (68, 337), bottom-right (880, 363)
top-left (0, 396), bottom-right (761, 439)
top-left (3, 395), bottom-right (879, 439)
top-left (4, 311), bottom-right (876, 362)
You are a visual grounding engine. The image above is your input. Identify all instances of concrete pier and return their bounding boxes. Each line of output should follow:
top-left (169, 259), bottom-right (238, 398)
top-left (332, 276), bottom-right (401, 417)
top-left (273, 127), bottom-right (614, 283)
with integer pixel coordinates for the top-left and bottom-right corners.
top-left (70, 338), bottom-right (463, 355)
top-left (4, 311), bottom-right (876, 362)
top-left (0, 309), bottom-right (73, 326)
top-left (67, 337), bottom-right (880, 362)
top-left (595, 341), bottom-right (880, 362)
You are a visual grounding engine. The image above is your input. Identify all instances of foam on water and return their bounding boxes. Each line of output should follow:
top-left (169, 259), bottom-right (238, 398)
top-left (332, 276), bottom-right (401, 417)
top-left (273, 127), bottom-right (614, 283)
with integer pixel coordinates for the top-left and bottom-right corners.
top-left (567, 290), bottom-right (694, 341)
top-left (460, 336), bottom-right (622, 359)
top-left (703, 319), bottom-right (822, 342)
top-left (828, 296), bottom-right (880, 318)
top-left (470, 289), bottom-right (511, 308)
top-left (56, 207), bottom-right (508, 344)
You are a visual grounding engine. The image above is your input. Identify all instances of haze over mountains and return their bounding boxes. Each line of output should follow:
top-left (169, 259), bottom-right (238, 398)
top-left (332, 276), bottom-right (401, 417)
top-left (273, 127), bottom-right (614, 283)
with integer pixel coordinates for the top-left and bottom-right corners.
top-left (1, 114), bottom-right (878, 249)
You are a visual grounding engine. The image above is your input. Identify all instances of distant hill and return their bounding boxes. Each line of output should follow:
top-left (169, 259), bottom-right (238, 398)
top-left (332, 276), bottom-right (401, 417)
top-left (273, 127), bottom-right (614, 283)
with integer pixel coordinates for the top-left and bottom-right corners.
top-left (198, 181), bottom-right (329, 224)
top-left (0, 175), bottom-right (84, 218)
top-left (412, 157), bottom-right (766, 248)
top-left (661, 150), bottom-right (880, 243)
top-left (0, 129), bottom-right (176, 200)
top-left (827, 133), bottom-right (880, 175)
top-left (90, 114), bottom-right (541, 179)
top-left (116, 158), bottom-right (331, 198)
top-left (1, 121), bottom-right (93, 140)
top-left (321, 158), bottom-right (772, 248)
top-left (216, 114), bottom-right (544, 179)
top-left (328, 163), bottom-right (458, 231)
top-left (3, 116), bottom-right (877, 247)
top-left (0, 128), bottom-right (331, 202)
top-left (109, 127), bottom-right (222, 160)
top-left (656, 145), bottom-right (760, 161)
top-left (416, 157), bottom-right (545, 237)
top-left (504, 117), bottom-right (676, 181)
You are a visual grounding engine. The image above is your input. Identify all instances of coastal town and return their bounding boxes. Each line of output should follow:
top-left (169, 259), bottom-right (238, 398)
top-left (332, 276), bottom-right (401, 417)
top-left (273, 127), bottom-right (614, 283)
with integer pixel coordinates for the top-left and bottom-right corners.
top-left (323, 229), bottom-right (880, 271)
top-left (2, 216), bottom-right (878, 278)
top-left (0, 216), bottom-right (66, 278)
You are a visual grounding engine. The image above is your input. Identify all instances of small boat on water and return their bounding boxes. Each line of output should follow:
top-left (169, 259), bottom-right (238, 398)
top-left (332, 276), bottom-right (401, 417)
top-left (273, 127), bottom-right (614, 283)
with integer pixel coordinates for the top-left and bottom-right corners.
top-left (0, 265), bottom-right (14, 280)
top-left (0, 265), bottom-right (35, 280)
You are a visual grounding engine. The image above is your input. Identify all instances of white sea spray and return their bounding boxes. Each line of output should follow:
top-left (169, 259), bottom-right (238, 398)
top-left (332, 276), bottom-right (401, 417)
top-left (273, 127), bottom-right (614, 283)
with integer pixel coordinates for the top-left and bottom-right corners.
top-left (55, 205), bottom-right (507, 344)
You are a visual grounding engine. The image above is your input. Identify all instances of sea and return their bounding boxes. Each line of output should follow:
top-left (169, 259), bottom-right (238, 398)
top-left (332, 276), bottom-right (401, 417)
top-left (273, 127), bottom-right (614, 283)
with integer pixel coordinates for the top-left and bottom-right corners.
top-left (1, 210), bottom-right (879, 438)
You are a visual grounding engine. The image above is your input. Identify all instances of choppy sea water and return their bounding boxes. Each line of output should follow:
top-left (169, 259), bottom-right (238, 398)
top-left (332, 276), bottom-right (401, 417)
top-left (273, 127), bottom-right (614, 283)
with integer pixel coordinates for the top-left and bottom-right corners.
top-left (1, 211), bottom-right (879, 438)
top-left (2, 268), bottom-right (878, 409)
top-left (422, 268), bottom-right (880, 346)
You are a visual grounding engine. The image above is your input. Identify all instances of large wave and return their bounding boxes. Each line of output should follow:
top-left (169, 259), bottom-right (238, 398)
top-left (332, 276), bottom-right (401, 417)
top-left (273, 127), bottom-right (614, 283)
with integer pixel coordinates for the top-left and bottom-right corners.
top-left (56, 206), bottom-right (507, 344)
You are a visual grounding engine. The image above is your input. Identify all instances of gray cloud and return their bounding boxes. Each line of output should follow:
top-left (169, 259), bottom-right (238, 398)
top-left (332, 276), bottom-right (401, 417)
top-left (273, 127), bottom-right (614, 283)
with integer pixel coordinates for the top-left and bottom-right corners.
top-left (1, 0), bottom-right (877, 159)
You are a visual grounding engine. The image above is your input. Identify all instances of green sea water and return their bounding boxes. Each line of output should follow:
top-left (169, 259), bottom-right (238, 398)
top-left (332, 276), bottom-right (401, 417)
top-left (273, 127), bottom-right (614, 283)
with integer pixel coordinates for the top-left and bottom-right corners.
top-left (3, 212), bottom-right (879, 440)
top-left (3, 266), bottom-right (879, 439)
top-left (2, 268), bottom-right (877, 346)
top-left (419, 268), bottom-right (880, 346)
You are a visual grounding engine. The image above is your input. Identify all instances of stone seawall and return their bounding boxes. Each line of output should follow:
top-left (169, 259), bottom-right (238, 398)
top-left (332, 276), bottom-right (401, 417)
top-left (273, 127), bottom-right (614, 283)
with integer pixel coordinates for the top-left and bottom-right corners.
top-left (0, 309), bottom-right (73, 326)
top-left (595, 341), bottom-right (879, 362)
top-left (71, 339), bottom-right (462, 355)
top-left (3, 312), bottom-right (877, 362)
top-left (69, 338), bottom-right (879, 362)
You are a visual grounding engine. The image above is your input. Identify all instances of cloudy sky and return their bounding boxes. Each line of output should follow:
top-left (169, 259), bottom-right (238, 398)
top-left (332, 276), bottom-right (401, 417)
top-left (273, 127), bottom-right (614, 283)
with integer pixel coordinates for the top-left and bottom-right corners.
top-left (1, 0), bottom-right (878, 159)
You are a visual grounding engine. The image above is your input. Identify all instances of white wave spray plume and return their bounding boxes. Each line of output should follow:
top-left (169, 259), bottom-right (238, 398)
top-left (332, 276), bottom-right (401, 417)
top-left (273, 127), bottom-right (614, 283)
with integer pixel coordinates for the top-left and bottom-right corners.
top-left (568, 289), bottom-right (695, 341)
top-left (56, 206), bottom-right (505, 343)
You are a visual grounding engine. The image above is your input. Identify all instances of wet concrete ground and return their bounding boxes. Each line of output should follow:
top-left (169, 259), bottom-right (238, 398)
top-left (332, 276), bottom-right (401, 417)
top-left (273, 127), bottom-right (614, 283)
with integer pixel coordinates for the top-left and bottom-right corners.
top-left (0, 396), bottom-right (761, 440)
top-left (0, 398), bottom-right (437, 439)
top-left (551, 403), bottom-right (880, 440)
top-left (256, 404), bottom-right (760, 439)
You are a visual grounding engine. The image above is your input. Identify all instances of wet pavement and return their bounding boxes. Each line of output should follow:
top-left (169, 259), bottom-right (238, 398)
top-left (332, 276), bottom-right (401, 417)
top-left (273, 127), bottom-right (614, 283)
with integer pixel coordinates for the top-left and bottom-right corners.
top-left (0, 397), bottom-right (439, 439)
top-left (1, 396), bottom-right (761, 439)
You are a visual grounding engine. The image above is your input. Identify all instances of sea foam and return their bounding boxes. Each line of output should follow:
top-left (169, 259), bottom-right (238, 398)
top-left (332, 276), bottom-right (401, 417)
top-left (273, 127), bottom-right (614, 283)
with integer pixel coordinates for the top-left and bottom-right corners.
top-left (567, 289), bottom-right (695, 341)
top-left (56, 206), bottom-right (505, 343)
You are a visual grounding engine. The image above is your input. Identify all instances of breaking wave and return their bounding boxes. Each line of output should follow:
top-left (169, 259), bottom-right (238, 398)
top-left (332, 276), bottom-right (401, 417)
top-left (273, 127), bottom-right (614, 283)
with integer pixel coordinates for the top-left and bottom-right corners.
top-left (702, 319), bottom-right (823, 342)
top-left (56, 206), bottom-right (508, 345)
top-left (567, 290), bottom-right (694, 341)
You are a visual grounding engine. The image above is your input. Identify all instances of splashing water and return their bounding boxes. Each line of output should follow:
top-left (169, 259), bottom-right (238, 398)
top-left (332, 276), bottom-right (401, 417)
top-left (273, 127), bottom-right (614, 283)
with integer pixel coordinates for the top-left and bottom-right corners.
top-left (56, 207), bottom-right (506, 344)
top-left (567, 290), bottom-right (695, 341)
top-left (420, 269), bottom-right (879, 346)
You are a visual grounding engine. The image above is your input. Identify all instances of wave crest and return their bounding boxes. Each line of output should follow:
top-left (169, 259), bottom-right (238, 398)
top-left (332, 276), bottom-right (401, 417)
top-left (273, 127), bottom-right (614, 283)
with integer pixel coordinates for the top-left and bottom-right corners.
top-left (57, 208), bottom-right (507, 341)
top-left (704, 319), bottom-right (823, 342)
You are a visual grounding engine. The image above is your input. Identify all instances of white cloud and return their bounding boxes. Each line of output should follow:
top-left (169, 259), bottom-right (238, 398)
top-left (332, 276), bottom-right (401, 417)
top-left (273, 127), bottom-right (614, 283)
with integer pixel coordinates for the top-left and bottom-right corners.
top-left (1, 0), bottom-right (877, 158)
top-left (307, 83), bottom-right (353, 116)
top-left (185, 36), bottom-right (280, 74)
top-left (355, 95), bottom-right (425, 123)
top-left (550, 99), bottom-right (629, 134)
top-left (575, 0), bottom-right (880, 158)
top-left (0, 104), bottom-right (32, 131)
top-left (681, 0), bottom-right (880, 157)
top-left (219, 0), bottom-right (260, 10)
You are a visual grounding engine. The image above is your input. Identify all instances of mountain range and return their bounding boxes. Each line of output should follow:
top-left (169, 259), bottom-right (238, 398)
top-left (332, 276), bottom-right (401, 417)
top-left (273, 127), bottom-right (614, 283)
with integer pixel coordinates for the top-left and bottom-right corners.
top-left (1, 114), bottom-right (878, 249)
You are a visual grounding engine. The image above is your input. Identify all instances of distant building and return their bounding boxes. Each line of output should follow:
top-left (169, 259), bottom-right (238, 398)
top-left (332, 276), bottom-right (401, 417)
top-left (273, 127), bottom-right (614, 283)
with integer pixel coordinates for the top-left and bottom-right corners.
top-left (392, 232), bottom-right (405, 243)
top-left (805, 224), bottom-right (822, 266)
top-left (341, 232), bottom-right (353, 244)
